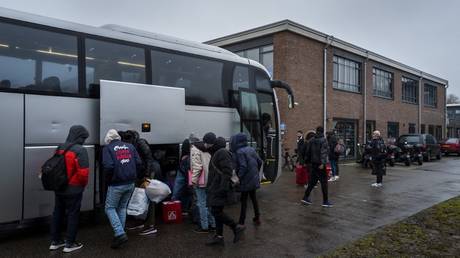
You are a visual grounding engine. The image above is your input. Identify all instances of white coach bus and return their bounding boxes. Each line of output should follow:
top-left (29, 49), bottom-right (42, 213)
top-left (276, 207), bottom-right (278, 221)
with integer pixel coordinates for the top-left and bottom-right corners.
top-left (0, 7), bottom-right (294, 227)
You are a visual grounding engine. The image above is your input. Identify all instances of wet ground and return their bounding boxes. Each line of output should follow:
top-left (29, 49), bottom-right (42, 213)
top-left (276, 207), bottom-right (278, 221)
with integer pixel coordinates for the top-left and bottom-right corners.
top-left (1, 156), bottom-right (460, 258)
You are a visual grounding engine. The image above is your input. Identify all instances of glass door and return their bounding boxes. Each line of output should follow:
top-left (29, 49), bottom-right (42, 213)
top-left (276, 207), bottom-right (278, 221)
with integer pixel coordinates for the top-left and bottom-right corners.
top-left (334, 120), bottom-right (357, 159)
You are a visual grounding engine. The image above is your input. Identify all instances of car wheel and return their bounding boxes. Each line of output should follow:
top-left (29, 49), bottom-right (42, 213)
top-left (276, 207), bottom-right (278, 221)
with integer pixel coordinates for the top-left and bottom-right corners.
top-left (423, 154), bottom-right (429, 162)
top-left (436, 152), bottom-right (441, 160)
top-left (405, 160), bottom-right (411, 166)
top-left (418, 159), bottom-right (423, 165)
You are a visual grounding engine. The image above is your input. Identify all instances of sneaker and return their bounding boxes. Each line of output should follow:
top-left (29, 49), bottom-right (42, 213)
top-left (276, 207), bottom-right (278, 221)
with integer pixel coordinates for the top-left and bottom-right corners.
top-left (377, 183), bottom-right (383, 187)
top-left (111, 234), bottom-right (128, 249)
top-left (371, 183), bottom-right (379, 187)
top-left (328, 177), bottom-right (335, 182)
top-left (300, 198), bottom-right (312, 205)
top-left (233, 225), bottom-right (246, 243)
top-left (49, 240), bottom-right (65, 251)
top-left (139, 226), bottom-right (158, 236)
top-left (209, 227), bottom-right (216, 232)
top-left (322, 201), bottom-right (333, 208)
top-left (206, 235), bottom-right (224, 246)
top-left (63, 242), bottom-right (83, 253)
top-left (194, 227), bottom-right (209, 234)
top-left (335, 176), bottom-right (340, 180)
top-left (253, 217), bottom-right (261, 226)
top-left (127, 224), bottom-right (145, 231)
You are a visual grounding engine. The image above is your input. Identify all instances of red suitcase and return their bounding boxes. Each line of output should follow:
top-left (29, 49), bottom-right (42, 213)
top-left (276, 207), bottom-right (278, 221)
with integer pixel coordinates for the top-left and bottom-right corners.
top-left (295, 165), bottom-right (308, 185)
top-left (162, 201), bottom-right (182, 224)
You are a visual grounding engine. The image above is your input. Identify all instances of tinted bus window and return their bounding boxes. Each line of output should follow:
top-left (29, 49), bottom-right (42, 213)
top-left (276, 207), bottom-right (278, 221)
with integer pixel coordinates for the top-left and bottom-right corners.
top-left (233, 66), bottom-right (249, 90)
top-left (0, 22), bottom-right (78, 93)
top-left (255, 71), bottom-right (271, 92)
top-left (85, 39), bottom-right (145, 95)
top-left (151, 50), bottom-right (224, 106)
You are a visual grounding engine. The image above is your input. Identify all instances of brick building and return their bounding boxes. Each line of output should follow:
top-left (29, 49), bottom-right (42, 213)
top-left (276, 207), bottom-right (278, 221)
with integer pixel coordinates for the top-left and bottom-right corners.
top-left (206, 20), bottom-right (448, 158)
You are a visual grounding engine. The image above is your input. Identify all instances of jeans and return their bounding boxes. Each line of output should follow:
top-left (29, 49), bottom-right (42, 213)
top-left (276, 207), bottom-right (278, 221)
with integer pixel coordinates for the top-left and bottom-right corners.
top-left (303, 164), bottom-right (329, 203)
top-left (239, 190), bottom-right (260, 225)
top-left (51, 193), bottom-right (83, 244)
top-left (211, 206), bottom-right (237, 237)
top-left (194, 187), bottom-right (215, 230)
top-left (172, 171), bottom-right (191, 210)
top-left (105, 183), bottom-right (135, 237)
top-left (330, 159), bottom-right (339, 177)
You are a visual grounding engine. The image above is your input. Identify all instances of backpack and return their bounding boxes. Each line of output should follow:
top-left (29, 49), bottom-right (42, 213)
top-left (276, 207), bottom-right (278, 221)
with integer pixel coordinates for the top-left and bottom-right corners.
top-left (334, 143), bottom-right (345, 155)
top-left (41, 144), bottom-right (74, 191)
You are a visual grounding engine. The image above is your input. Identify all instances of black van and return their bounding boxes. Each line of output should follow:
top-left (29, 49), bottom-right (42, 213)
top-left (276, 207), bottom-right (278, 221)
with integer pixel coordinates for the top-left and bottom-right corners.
top-left (397, 134), bottom-right (441, 162)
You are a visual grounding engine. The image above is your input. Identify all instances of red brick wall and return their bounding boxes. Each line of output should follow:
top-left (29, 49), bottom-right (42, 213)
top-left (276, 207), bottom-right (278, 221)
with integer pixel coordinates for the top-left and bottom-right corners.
top-left (270, 31), bottom-right (446, 152)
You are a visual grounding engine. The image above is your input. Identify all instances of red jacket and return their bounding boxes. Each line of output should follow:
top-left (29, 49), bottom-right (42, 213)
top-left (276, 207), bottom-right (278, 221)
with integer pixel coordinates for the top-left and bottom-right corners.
top-left (57, 147), bottom-right (89, 187)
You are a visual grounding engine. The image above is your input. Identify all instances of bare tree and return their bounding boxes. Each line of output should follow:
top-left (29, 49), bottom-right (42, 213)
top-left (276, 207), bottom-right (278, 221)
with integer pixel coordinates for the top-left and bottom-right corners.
top-left (447, 94), bottom-right (460, 104)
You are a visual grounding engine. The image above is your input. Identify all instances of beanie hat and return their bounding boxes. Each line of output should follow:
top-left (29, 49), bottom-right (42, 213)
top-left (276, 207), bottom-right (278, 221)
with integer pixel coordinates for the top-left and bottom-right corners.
top-left (203, 132), bottom-right (217, 145)
top-left (104, 129), bottom-right (121, 145)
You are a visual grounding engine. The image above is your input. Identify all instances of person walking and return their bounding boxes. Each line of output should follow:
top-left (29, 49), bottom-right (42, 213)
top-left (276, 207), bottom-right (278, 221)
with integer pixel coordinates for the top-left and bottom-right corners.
top-left (191, 133), bottom-right (216, 233)
top-left (103, 129), bottom-right (142, 249)
top-left (231, 133), bottom-right (263, 226)
top-left (206, 137), bottom-right (245, 246)
top-left (301, 126), bottom-right (333, 207)
top-left (120, 130), bottom-right (159, 236)
top-left (296, 130), bottom-right (305, 164)
top-left (49, 125), bottom-right (90, 253)
top-left (370, 130), bottom-right (386, 187)
top-left (327, 131), bottom-right (340, 181)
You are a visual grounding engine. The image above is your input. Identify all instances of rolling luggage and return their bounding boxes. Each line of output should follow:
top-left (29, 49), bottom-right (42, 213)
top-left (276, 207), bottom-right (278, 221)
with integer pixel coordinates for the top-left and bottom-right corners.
top-left (295, 165), bottom-right (308, 185)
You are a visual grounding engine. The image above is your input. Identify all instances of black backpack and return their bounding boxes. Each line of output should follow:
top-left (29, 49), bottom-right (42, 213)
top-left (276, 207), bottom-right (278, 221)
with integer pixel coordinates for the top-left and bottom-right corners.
top-left (41, 144), bottom-right (75, 191)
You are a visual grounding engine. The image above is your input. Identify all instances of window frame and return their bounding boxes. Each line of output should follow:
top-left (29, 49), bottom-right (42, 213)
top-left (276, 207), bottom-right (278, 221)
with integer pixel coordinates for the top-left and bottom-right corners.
top-left (424, 83), bottom-right (438, 108)
top-left (332, 55), bottom-right (362, 93)
top-left (372, 67), bottom-right (394, 99)
top-left (401, 76), bottom-right (418, 104)
top-left (387, 121), bottom-right (400, 138)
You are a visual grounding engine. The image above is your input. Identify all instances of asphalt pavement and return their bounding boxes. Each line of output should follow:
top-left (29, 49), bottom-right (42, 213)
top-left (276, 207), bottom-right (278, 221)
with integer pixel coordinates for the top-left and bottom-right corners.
top-left (1, 156), bottom-right (459, 258)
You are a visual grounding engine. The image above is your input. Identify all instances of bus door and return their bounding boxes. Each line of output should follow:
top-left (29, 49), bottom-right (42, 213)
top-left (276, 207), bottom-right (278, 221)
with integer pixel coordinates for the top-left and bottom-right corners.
top-left (239, 89), bottom-right (279, 182)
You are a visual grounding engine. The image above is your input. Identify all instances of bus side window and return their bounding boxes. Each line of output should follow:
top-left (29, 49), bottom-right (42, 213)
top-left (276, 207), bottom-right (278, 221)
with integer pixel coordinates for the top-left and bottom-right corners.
top-left (85, 39), bottom-right (146, 95)
top-left (0, 21), bottom-right (78, 94)
top-left (232, 66), bottom-right (249, 90)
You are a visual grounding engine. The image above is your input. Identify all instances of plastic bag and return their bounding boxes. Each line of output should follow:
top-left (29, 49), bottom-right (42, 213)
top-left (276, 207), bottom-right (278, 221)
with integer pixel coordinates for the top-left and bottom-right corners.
top-left (145, 179), bottom-right (171, 203)
top-left (127, 187), bottom-right (149, 220)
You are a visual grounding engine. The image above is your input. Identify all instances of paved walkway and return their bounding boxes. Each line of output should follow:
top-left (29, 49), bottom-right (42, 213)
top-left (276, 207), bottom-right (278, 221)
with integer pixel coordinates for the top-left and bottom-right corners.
top-left (1, 157), bottom-right (460, 257)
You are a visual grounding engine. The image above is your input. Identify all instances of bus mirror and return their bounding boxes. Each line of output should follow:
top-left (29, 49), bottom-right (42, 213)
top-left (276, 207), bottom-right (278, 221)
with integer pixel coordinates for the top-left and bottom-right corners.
top-left (270, 80), bottom-right (295, 109)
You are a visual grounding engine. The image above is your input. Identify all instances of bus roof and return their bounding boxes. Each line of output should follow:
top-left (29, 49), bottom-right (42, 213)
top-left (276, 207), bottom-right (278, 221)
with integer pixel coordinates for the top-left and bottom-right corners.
top-left (0, 7), bottom-right (260, 69)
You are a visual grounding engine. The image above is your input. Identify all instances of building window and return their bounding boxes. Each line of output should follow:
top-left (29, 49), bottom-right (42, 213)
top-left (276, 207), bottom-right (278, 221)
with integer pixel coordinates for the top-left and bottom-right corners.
top-left (333, 56), bottom-right (361, 93)
top-left (373, 68), bottom-right (393, 98)
top-left (435, 126), bottom-right (443, 141)
top-left (0, 21), bottom-right (79, 94)
top-left (387, 122), bottom-right (399, 138)
top-left (402, 77), bottom-right (418, 104)
top-left (409, 123), bottom-right (416, 134)
top-left (421, 124), bottom-right (426, 134)
top-left (428, 125), bottom-right (434, 135)
top-left (424, 84), bottom-right (437, 107)
top-left (235, 45), bottom-right (273, 76)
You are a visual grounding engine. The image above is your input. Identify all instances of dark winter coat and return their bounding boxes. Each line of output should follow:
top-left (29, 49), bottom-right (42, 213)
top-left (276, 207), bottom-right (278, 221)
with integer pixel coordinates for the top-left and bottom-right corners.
top-left (305, 134), bottom-right (329, 165)
top-left (296, 137), bottom-right (305, 163)
top-left (102, 139), bottom-right (142, 186)
top-left (370, 137), bottom-right (387, 176)
top-left (207, 138), bottom-right (233, 207)
top-left (328, 135), bottom-right (340, 161)
top-left (232, 133), bottom-right (262, 192)
top-left (56, 125), bottom-right (90, 195)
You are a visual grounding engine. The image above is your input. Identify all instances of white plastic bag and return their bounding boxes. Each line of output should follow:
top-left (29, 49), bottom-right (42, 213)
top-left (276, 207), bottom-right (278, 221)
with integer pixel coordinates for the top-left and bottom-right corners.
top-left (145, 179), bottom-right (171, 203)
top-left (127, 187), bottom-right (149, 220)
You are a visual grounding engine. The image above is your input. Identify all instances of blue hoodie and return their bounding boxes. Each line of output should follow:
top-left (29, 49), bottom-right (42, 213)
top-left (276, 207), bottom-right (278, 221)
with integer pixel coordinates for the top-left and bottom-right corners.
top-left (232, 133), bottom-right (263, 192)
top-left (102, 139), bottom-right (142, 186)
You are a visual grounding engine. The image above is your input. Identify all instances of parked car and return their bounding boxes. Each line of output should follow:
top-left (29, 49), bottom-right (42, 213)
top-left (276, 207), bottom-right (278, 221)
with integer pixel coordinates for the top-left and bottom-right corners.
top-left (441, 138), bottom-right (460, 156)
top-left (397, 134), bottom-right (441, 162)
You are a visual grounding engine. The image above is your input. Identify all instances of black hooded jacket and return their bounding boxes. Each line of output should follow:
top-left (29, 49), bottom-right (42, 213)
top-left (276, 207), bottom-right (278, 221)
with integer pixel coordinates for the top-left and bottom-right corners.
top-left (207, 137), bottom-right (233, 207)
top-left (56, 125), bottom-right (90, 195)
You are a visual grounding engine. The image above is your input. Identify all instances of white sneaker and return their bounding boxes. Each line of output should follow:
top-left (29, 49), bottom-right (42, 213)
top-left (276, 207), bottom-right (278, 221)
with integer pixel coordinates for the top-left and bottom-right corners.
top-left (328, 177), bottom-right (335, 182)
top-left (371, 183), bottom-right (379, 187)
top-left (335, 176), bottom-right (340, 181)
top-left (377, 183), bottom-right (383, 187)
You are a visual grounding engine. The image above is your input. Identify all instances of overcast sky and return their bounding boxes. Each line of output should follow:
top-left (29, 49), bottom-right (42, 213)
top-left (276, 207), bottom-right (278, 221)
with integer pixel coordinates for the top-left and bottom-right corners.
top-left (1, 0), bottom-right (459, 96)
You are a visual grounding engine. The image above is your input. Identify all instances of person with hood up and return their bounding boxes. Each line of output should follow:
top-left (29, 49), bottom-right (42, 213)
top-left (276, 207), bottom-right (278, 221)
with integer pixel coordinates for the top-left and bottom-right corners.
top-left (301, 126), bottom-right (333, 207)
top-left (49, 125), bottom-right (90, 253)
top-left (231, 133), bottom-right (263, 226)
top-left (103, 129), bottom-right (142, 249)
top-left (206, 137), bottom-right (245, 246)
top-left (191, 133), bottom-right (216, 233)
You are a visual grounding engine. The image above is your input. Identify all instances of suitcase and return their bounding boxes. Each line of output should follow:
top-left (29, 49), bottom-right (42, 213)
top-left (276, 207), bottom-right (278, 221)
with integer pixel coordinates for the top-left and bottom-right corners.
top-left (326, 163), bottom-right (332, 179)
top-left (295, 165), bottom-right (308, 185)
top-left (162, 200), bottom-right (182, 224)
